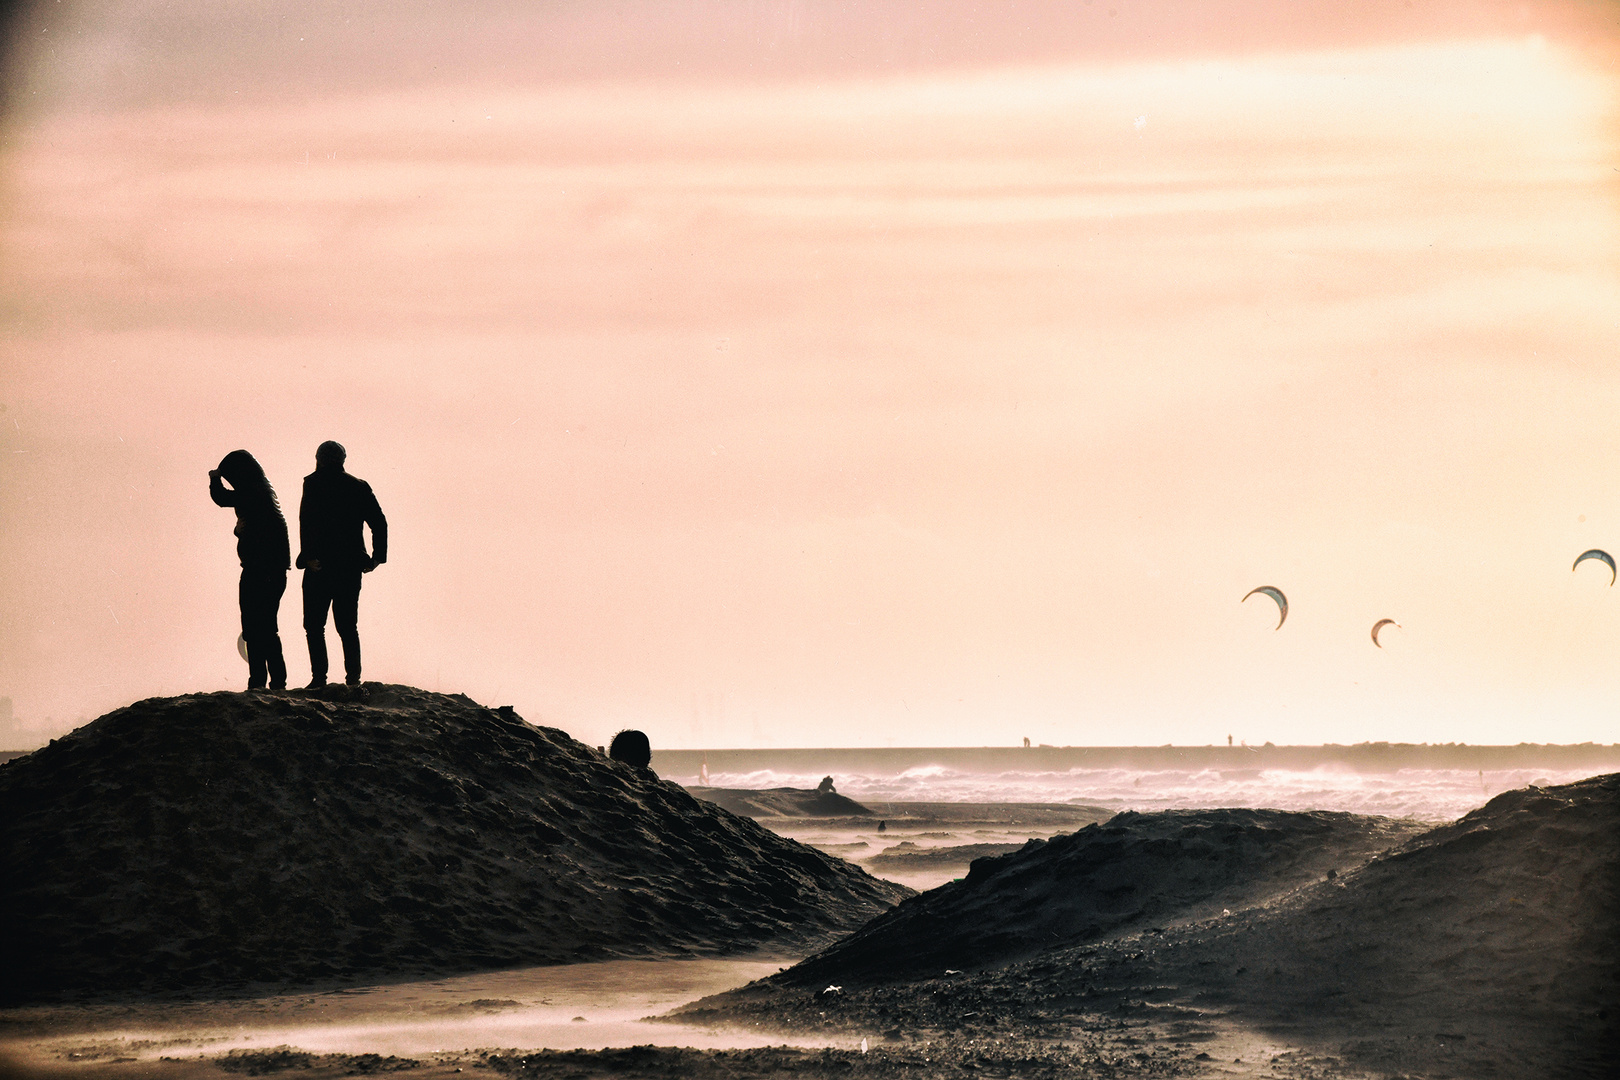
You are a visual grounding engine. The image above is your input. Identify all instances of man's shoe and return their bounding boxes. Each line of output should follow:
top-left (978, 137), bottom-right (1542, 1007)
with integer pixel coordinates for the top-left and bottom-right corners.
top-left (345, 675), bottom-right (362, 687)
top-left (305, 678), bottom-right (327, 690)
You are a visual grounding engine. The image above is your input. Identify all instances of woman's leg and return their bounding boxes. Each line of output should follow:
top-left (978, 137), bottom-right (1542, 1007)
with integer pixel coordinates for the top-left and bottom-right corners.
top-left (241, 570), bottom-right (287, 689)
top-left (239, 571), bottom-right (268, 689)
top-left (265, 572), bottom-right (288, 689)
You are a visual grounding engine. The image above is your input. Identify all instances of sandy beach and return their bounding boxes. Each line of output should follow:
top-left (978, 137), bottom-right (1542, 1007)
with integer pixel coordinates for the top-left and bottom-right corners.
top-left (674, 774), bottom-right (1619, 1079)
top-left (2, 689), bottom-right (1615, 1079)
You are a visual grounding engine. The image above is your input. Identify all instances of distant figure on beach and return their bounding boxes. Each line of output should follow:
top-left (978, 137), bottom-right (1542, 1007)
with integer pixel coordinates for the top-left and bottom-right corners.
top-left (209, 450), bottom-right (290, 690)
top-left (297, 441), bottom-right (387, 688)
top-left (609, 729), bottom-right (651, 768)
top-left (818, 775), bottom-right (837, 794)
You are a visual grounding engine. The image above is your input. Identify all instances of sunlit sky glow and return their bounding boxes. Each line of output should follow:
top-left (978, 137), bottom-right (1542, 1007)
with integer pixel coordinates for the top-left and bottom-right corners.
top-left (2, 2), bottom-right (1617, 750)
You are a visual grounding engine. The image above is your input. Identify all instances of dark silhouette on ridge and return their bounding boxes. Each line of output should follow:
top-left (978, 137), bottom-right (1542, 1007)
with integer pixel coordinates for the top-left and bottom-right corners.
top-left (209, 450), bottom-right (290, 690)
top-left (297, 441), bottom-right (387, 688)
top-left (609, 729), bottom-right (652, 768)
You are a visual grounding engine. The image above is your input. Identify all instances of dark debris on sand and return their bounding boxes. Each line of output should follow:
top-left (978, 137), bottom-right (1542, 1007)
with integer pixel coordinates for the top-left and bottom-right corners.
top-left (477, 1039), bottom-right (1192, 1079)
top-left (677, 775), bottom-right (1620, 1079)
top-left (0, 685), bottom-right (910, 1004)
top-left (216, 1048), bottom-right (421, 1076)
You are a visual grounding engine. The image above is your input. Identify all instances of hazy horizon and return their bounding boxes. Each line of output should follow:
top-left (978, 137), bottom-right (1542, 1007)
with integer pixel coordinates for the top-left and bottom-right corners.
top-left (3, 1), bottom-right (1619, 752)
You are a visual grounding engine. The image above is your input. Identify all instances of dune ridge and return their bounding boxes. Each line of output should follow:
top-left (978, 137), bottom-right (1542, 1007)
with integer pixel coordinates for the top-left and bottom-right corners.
top-left (775, 806), bottom-right (1424, 984)
top-left (0, 685), bottom-right (909, 1004)
top-left (677, 774), bottom-right (1620, 1078)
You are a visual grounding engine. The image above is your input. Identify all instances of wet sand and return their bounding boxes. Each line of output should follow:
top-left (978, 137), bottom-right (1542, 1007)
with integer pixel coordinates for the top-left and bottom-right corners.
top-left (0, 959), bottom-right (831, 1078)
top-left (0, 973), bottom-right (1391, 1080)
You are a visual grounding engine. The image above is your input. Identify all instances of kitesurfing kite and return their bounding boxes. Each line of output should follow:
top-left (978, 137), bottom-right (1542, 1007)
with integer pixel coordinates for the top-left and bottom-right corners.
top-left (1371, 618), bottom-right (1400, 648)
top-left (1572, 548), bottom-right (1616, 586)
top-left (1242, 586), bottom-right (1288, 629)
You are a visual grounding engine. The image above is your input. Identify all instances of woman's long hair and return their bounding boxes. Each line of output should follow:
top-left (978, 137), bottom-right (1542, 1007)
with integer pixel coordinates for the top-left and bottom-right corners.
top-left (217, 449), bottom-right (281, 511)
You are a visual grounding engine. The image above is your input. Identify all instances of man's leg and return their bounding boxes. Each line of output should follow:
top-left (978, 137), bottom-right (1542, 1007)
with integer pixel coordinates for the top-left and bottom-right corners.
top-left (302, 570), bottom-right (333, 687)
top-left (332, 573), bottom-right (363, 686)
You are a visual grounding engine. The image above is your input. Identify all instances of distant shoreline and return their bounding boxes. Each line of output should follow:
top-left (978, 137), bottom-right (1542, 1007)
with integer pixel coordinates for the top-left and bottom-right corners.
top-left (12, 741), bottom-right (1618, 773)
top-left (653, 742), bottom-right (1620, 775)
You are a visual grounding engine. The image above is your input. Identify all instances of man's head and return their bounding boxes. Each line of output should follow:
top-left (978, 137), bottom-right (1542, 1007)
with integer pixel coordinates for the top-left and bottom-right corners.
top-left (315, 441), bottom-right (347, 471)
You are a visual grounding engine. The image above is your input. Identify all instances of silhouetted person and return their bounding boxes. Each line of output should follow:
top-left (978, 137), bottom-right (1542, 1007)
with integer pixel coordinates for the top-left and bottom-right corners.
top-left (297, 441), bottom-right (387, 687)
top-left (609, 729), bottom-right (652, 768)
top-left (209, 450), bottom-right (290, 690)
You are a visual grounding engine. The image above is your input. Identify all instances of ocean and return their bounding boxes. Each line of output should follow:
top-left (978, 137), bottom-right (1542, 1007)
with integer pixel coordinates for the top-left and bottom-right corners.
top-left (651, 744), bottom-right (1620, 822)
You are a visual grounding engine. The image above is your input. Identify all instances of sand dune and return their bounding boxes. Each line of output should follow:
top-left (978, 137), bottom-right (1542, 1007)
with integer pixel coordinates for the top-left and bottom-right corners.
top-left (772, 807), bottom-right (1424, 985)
top-left (676, 774), bottom-right (1620, 1078)
top-left (1132, 774), bottom-right (1620, 1075)
top-left (0, 686), bottom-right (909, 1004)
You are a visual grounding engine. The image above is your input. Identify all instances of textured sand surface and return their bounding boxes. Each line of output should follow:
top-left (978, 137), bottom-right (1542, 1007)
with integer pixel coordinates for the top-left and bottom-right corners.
top-left (778, 807), bottom-right (1424, 984)
top-left (0, 686), bottom-right (909, 1003)
top-left (675, 774), bottom-right (1620, 1078)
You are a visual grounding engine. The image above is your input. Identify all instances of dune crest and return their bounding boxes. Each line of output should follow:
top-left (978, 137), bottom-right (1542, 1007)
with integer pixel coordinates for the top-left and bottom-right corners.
top-left (677, 775), bottom-right (1619, 1078)
top-left (0, 685), bottom-right (910, 1003)
top-left (776, 806), bottom-right (1424, 984)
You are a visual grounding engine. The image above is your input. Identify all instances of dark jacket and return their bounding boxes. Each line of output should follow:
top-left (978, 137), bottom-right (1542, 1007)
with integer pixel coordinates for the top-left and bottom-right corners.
top-left (297, 468), bottom-right (387, 573)
top-left (209, 477), bottom-right (291, 571)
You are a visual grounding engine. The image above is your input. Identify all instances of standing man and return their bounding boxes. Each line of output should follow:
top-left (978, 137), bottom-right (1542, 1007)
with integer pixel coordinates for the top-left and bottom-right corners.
top-left (297, 440), bottom-right (387, 687)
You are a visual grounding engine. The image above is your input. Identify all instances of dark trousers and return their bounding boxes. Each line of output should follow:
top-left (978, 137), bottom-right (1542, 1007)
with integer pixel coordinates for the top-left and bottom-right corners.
top-left (303, 568), bottom-right (363, 684)
top-left (240, 569), bottom-right (288, 689)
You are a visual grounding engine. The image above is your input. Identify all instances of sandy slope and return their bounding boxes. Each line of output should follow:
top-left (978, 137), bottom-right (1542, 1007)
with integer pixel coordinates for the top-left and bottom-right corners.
top-left (676, 775), bottom-right (1620, 1078)
top-left (1126, 774), bottom-right (1620, 1076)
top-left (0, 686), bottom-right (909, 1004)
top-left (776, 807), bottom-right (1424, 984)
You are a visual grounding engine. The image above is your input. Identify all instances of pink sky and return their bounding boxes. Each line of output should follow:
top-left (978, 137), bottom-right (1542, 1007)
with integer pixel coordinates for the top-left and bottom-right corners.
top-left (2, 1), bottom-right (1618, 749)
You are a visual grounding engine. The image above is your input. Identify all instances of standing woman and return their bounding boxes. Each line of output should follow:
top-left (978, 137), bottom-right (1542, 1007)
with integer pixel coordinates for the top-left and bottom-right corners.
top-left (209, 450), bottom-right (290, 690)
